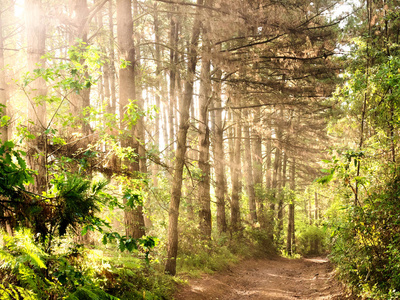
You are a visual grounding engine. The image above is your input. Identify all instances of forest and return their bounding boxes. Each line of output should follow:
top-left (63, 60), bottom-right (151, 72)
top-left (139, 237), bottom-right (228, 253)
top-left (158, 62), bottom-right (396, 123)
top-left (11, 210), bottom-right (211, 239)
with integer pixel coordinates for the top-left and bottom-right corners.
top-left (0, 0), bottom-right (399, 299)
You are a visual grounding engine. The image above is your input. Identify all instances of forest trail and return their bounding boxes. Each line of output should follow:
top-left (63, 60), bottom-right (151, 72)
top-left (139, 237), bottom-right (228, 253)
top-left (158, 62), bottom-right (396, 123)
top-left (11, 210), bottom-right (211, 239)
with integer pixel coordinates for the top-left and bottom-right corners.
top-left (174, 257), bottom-right (350, 300)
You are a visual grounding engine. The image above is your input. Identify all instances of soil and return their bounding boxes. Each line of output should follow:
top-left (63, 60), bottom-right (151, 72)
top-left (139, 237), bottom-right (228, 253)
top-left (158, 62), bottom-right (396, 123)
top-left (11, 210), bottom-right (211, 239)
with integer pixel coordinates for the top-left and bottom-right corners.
top-left (174, 257), bottom-right (353, 300)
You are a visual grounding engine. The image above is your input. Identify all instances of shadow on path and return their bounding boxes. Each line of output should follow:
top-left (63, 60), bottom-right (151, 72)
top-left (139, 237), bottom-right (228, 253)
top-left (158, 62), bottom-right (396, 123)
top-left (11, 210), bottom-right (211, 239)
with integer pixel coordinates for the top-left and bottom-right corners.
top-left (174, 257), bottom-right (353, 300)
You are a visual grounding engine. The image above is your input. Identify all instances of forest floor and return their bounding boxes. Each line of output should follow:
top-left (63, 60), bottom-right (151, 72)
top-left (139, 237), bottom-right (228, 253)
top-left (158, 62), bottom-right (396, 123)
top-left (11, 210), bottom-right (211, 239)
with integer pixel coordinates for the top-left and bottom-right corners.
top-left (174, 256), bottom-right (354, 300)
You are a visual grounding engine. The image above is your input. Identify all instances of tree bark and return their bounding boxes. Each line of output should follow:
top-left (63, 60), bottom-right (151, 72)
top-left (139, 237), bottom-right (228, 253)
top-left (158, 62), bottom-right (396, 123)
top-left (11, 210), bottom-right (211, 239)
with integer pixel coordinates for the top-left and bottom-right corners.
top-left (165, 0), bottom-right (203, 276)
top-left (168, 7), bottom-right (178, 156)
top-left (269, 127), bottom-right (282, 242)
top-left (212, 69), bottom-right (227, 233)
top-left (243, 109), bottom-right (257, 223)
top-left (252, 107), bottom-right (263, 214)
top-left (25, 0), bottom-right (47, 195)
top-left (0, 9), bottom-right (7, 142)
top-left (116, 0), bottom-right (145, 239)
top-left (198, 17), bottom-right (212, 238)
top-left (314, 191), bottom-right (319, 223)
top-left (230, 97), bottom-right (242, 232)
top-left (68, 0), bottom-right (91, 136)
top-left (286, 157), bottom-right (296, 255)
top-left (265, 128), bottom-right (272, 190)
top-left (277, 150), bottom-right (287, 242)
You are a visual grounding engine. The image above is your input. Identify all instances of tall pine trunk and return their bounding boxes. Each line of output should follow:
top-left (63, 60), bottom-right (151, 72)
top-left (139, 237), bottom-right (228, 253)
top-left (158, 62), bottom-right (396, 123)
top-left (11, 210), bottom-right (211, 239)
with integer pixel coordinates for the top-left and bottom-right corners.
top-left (165, 0), bottom-right (203, 276)
top-left (230, 97), bottom-right (242, 232)
top-left (26, 0), bottom-right (47, 195)
top-left (252, 108), bottom-right (263, 224)
top-left (198, 21), bottom-right (212, 239)
top-left (69, 0), bottom-right (91, 136)
top-left (277, 150), bottom-right (287, 242)
top-left (243, 109), bottom-right (257, 223)
top-left (116, 0), bottom-right (145, 239)
top-left (0, 9), bottom-right (7, 142)
top-left (212, 70), bottom-right (227, 233)
top-left (286, 157), bottom-right (296, 255)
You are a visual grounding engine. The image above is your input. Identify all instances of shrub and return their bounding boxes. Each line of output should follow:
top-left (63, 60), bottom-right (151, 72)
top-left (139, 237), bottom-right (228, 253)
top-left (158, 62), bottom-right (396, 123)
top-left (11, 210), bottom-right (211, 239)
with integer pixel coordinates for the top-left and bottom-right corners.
top-left (297, 225), bottom-right (326, 256)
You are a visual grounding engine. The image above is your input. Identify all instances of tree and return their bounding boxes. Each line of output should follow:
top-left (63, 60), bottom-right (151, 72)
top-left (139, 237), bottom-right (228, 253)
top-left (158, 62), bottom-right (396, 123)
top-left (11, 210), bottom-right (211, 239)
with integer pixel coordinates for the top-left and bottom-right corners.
top-left (116, 0), bottom-right (146, 239)
top-left (25, 0), bottom-right (47, 195)
top-left (212, 69), bottom-right (227, 233)
top-left (165, 0), bottom-right (204, 275)
top-left (286, 157), bottom-right (296, 255)
top-left (197, 1), bottom-right (212, 239)
top-left (0, 5), bottom-right (8, 142)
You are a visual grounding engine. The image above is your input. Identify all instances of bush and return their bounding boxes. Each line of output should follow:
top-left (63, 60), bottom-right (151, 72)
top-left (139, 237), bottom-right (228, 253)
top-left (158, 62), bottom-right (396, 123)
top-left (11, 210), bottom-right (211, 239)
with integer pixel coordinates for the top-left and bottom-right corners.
top-left (0, 230), bottom-right (174, 299)
top-left (330, 174), bottom-right (400, 299)
top-left (297, 225), bottom-right (326, 256)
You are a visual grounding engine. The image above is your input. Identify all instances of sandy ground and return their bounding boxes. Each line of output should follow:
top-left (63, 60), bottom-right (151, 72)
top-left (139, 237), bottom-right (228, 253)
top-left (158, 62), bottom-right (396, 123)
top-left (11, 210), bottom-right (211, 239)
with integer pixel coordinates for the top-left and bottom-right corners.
top-left (174, 257), bottom-right (353, 300)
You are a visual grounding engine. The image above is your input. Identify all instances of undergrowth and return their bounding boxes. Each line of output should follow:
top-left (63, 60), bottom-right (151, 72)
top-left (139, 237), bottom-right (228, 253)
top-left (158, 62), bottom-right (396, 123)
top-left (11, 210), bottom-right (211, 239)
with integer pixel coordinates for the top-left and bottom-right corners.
top-left (0, 230), bottom-right (175, 300)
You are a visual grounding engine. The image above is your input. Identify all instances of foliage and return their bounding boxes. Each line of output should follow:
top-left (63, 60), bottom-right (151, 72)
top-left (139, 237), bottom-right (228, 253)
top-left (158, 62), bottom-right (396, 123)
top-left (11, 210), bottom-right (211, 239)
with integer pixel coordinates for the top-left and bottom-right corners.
top-left (0, 230), bottom-right (171, 300)
top-left (324, 2), bottom-right (400, 297)
top-left (297, 225), bottom-right (327, 256)
top-left (0, 140), bottom-right (34, 197)
top-left (329, 172), bottom-right (400, 299)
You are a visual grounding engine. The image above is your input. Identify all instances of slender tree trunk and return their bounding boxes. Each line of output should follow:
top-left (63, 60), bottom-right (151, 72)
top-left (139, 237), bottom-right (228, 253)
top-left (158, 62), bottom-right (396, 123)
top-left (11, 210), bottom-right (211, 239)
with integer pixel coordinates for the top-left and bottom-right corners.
top-left (108, 0), bottom-right (117, 116)
top-left (243, 109), bottom-right (257, 223)
top-left (102, 0), bottom-right (118, 177)
top-left (185, 84), bottom-right (196, 219)
top-left (168, 8), bottom-right (178, 156)
top-left (277, 150), bottom-right (287, 242)
top-left (116, 0), bottom-right (145, 239)
top-left (0, 9), bottom-right (7, 142)
top-left (265, 128), bottom-right (272, 190)
top-left (252, 108), bottom-right (263, 217)
top-left (212, 70), bottom-right (227, 233)
top-left (198, 19), bottom-right (212, 238)
top-left (286, 157), bottom-right (296, 255)
top-left (153, 1), bottom-right (162, 184)
top-left (230, 97), bottom-right (242, 232)
top-left (132, 0), bottom-right (148, 234)
top-left (26, 0), bottom-right (47, 195)
top-left (0, 3), bottom-right (12, 236)
top-left (69, 0), bottom-right (91, 136)
top-left (165, 0), bottom-right (203, 276)
top-left (270, 128), bottom-right (281, 242)
top-left (314, 191), bottom-right (319, 223)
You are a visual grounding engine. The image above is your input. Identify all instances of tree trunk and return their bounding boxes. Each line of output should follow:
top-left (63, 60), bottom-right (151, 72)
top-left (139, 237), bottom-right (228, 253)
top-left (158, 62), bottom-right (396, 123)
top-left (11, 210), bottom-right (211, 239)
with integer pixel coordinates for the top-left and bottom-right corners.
top-left (198, 21), bottom-right (212, 239)
top-left (243, 109), bottom-right (257, 223)
top-left (108, 0), bottom-right (117, 116)
top-left (252, 108), bottom-right (263, 217)
top-left (116, 0), bottom-right (145, 239)
top-left (314, 191), bottom-right (319, 223)
top-left (168, 8), bottom-right (178, 156)
top-left (269, 128), bottom-right (281, 242)
top-left (0, 9), bottom-right (7, 142)
top-left (132, 0), bottom-right (148, 234)
top-left (265, 127), bottom-right (272, 190)
top-left (277, 150), bottom-right (287, 243)
top-left (212, 69), bottom-right (227, 233)
top-left (25, 0), bottom-right (47, 195)
top-left (153, 1), bottom-right (162, 185)
top-left (286, 157), bottom-right (296, 255)
top-left (230, 97), bottom-right (242, 232)
top-left (165, 0), bottom-right (203, 276)
top-left (69, 0), bottom-right (91, 136)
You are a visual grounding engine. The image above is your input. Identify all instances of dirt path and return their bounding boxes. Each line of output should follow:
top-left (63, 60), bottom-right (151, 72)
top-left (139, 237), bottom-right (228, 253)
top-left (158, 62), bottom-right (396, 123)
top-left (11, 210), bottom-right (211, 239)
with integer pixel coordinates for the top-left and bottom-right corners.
top-left (174, 257), bottom-right (351, 300)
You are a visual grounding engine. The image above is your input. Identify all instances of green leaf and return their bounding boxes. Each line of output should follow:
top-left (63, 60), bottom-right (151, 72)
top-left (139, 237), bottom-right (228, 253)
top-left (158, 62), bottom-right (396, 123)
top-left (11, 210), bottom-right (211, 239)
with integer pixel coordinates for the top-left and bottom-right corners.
top-left (119, 241), bottom-right (126, 252)
top-left (5, 153), bottom-right (11, 165)
top-left (17, 156), bottom-right (27, 169)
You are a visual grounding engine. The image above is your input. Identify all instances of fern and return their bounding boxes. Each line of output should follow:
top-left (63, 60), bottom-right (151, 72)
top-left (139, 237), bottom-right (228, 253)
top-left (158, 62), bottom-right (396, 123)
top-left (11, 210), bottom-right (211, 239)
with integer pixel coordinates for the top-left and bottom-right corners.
top-left (0, 283), bottom-right (38, 300)
top-left (0, 229), bottom-right (49, 298)
top-left (66, 286), bottom-right (120, 300)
